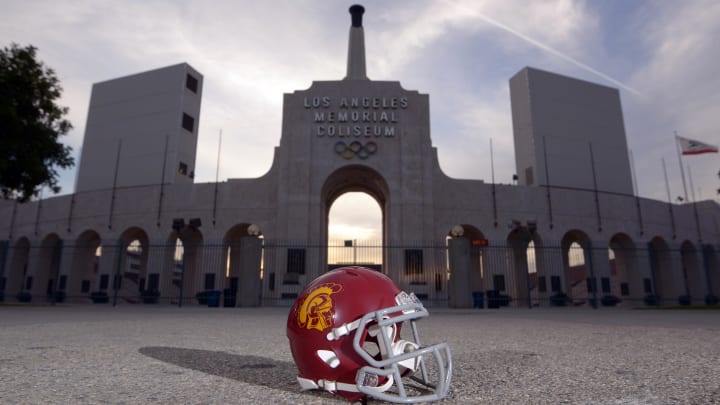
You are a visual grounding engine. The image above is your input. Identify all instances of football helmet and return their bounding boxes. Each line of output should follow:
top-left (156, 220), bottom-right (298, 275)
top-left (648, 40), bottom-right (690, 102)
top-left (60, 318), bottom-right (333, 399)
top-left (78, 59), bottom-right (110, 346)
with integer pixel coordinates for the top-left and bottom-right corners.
top-left (286, 266), bottom-right (452, 403)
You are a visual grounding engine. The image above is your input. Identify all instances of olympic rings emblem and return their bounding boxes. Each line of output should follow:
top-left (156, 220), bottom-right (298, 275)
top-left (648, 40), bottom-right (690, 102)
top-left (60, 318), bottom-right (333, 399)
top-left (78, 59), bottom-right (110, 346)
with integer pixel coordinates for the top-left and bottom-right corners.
top-left (334, 141), bottom-right (378, 160)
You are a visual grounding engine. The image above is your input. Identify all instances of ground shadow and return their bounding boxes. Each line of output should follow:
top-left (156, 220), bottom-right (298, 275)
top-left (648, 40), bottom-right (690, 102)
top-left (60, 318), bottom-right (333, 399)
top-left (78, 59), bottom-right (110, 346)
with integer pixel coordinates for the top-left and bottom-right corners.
top-left (139, 346), bottom-right (318, 397)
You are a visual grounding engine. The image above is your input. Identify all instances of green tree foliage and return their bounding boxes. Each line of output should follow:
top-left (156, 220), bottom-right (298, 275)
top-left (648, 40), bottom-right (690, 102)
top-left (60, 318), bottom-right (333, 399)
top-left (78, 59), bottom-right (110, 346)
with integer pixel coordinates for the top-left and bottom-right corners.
top-left (0, 43), bottom-right (74, 202)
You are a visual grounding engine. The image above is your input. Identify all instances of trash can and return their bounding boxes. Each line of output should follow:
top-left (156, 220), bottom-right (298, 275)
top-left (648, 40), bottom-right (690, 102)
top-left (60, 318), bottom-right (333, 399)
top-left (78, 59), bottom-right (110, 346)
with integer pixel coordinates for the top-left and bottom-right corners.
top-left (207, 290), bottom-right (221, 307)
top-left (472, 291), bottom-right (484, 308)
top-left (223, 288), bottom-right (237, 307)
top-left (486, 290), bottom-right (499, 309)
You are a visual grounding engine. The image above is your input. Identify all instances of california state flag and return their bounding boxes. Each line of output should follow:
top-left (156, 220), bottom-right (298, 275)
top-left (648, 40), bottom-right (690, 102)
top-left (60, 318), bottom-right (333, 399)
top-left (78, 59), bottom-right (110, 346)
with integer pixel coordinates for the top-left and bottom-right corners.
top-left (676, 135), bottom-right (718, 155)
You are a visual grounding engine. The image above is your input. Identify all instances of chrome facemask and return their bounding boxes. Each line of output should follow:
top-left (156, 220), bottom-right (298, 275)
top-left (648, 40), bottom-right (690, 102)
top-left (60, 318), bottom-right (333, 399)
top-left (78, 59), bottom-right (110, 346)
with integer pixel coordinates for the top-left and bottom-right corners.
top-left (351, 292), bottom-right (452, 403)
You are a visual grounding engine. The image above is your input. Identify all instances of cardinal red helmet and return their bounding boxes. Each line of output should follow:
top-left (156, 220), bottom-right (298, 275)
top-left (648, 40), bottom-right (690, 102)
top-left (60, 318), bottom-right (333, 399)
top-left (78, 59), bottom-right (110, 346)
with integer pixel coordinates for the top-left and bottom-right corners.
top-left (286, 266), bottom-right (452, 403)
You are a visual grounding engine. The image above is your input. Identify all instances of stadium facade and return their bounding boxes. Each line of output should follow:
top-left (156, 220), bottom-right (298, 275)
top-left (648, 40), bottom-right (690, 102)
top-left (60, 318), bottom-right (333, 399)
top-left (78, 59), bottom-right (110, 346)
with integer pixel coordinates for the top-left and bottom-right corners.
top-left (1, 5), bottom-right (718, 308)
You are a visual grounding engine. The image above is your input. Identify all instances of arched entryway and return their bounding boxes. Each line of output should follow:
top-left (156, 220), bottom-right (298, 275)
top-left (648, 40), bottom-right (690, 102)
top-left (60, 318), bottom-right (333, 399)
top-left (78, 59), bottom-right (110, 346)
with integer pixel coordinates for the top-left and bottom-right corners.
top-left (164, 225), bottom-right (203, 303)
top-left (561, 230), bottom-right (592, 306)
top-left (507, 226), bottom-right (544, 307)
top-left (321, 165), bottom-right (389, 273)
top-left (118, 227), bottom-right (150, 302)
top-left (608, 233), bottom-right (641, 304)
top-left (327, 192), bottom-right (383, 270)
top-left (649, 236), bottom-right (676, 303)
top-left (68, 230), bottom-right (102, 300)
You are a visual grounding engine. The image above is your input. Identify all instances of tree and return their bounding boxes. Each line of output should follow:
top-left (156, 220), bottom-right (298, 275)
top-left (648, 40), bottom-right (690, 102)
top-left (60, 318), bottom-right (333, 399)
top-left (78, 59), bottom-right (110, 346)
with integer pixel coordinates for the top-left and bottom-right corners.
top-left (0, 43), bottom-right (74, 202)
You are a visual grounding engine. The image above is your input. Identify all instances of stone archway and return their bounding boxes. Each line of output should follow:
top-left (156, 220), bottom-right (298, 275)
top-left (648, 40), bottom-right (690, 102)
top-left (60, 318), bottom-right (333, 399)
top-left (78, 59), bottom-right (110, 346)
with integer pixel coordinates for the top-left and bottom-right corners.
top-left (649, 236), bottom-right (675, 303)
top-left (507, 227), bottom-right (544, 308)
top-left (608, 233), bottom-right (641, 304)
top-left (321, 165), bottom-right (389, 275)
top-left (164, 226), bottom-right (203, 304)
top-left (68, 230), bottom-right (102, 300)
top-left (561, 229), bottom-right (592, 305)
top-left (322, 165), bottom-right (389, 242)
top-left (118, 227), bottom-right (150, 302)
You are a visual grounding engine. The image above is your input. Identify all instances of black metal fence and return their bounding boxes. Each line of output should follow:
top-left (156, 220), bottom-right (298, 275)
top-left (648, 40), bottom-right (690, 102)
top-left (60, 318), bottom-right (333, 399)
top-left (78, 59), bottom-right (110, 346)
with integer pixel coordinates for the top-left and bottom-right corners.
top-left (0, 239), bottom-right (718, 309)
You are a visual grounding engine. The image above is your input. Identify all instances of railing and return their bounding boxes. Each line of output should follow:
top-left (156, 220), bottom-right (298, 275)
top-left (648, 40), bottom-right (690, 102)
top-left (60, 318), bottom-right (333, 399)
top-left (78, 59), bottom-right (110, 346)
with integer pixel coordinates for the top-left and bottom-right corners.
top-left (0, 239), bottom-right (717, 309)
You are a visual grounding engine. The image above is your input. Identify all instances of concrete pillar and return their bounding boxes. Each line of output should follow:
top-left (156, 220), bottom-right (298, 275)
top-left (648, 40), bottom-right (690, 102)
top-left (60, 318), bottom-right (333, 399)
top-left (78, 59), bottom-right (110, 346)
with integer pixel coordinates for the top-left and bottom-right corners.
top-left (633, 245), bottom-right (654, 302)
top-left (447, 237), bottom-right (472, 308)
top-left (237, 236), bottom-right (262, 307)
top-left (588, 241), bottom-right (611, 304)
top-left (56, 242), bottom-right (75, 297)
top-left (681, 247), bottom-right (704, 303)
top-left (96, 240), bottom-right (119, 293)
top-left (667, 248), bottom-right (686, 302)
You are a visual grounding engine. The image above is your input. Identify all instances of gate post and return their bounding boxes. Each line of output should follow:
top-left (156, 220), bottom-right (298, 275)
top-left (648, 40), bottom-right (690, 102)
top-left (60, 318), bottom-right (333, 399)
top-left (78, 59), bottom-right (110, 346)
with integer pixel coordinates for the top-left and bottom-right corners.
top-left (237, 236), bottom-right (263, 307)
top-left (112, 240), bottom-right (123, 307)
top-left (448, 237), bottom-right (472, 308)
top-left (50, 239), bottom-right (64, 306)
top-left (584, 240), bottom-right (598, 309)
top-left (647, 242), bottom-right (660, 306)
top-left (0, 240), bottom-right (7, 301)
top-left (702, 244), bottom-right (714, 299)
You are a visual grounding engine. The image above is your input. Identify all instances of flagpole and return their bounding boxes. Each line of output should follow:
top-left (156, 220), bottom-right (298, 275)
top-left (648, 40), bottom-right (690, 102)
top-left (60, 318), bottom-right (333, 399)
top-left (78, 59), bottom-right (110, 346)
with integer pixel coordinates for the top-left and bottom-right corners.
top-left (662, 157), bottom-right (677, 239)
top-left (212, 129), bottom-right (222, 227)
top-left (589, 142), bottom-right (602, 232)
top-left (688, 165), bottom-right (702, 242)
top-left (674, 131), bottom-right (689, 202)
top-left (108, 139), bottom-right (122, 230)
top-left (542, 136), bottom-right (554, 229)
top-left (156, 135), bottom-right (169, 227)
top-left (629, 150), bottom-right (644, 235)
top-left (490, 138), bottom-right (498, 228)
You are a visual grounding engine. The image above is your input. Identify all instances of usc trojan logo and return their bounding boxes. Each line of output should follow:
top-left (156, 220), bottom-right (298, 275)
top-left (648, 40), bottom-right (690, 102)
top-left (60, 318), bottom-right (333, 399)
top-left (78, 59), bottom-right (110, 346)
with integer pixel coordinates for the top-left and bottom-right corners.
top-left (297, 283), bottom-right (343, 332)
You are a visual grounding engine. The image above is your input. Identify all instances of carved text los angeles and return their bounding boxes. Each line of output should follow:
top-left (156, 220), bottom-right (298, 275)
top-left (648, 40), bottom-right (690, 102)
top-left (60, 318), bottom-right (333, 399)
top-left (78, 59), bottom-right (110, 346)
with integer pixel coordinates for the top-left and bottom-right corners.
top-left (303, 96), bottom-right (408, 138)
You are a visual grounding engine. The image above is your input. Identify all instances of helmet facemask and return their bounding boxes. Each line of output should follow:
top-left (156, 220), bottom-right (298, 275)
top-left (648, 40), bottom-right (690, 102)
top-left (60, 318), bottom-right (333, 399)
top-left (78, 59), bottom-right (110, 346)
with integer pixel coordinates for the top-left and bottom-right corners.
top-left (348, 292), bottom-right (452, 403)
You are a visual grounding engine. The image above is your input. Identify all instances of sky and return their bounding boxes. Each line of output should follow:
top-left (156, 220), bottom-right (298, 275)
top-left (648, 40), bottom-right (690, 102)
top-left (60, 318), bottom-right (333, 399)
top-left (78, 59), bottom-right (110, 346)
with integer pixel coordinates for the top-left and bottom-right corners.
top-left (2, 0), bottom-right (719, 241)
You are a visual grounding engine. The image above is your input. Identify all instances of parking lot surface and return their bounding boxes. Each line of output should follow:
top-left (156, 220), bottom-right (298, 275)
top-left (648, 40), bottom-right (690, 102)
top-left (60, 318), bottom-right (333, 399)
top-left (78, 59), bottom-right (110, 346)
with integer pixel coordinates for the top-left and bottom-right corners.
top-left (1, 305), bottom-right (719, 404)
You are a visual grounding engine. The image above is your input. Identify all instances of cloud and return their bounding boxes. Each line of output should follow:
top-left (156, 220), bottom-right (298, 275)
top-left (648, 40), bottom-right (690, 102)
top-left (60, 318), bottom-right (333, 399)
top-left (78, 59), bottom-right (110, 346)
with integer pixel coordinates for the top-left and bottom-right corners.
top-left (3, 0), bottom-right (718, 241)
top-left (328, 192), bottom-right (383, 241)
top-left (624, 0), bottom-right (720, 201)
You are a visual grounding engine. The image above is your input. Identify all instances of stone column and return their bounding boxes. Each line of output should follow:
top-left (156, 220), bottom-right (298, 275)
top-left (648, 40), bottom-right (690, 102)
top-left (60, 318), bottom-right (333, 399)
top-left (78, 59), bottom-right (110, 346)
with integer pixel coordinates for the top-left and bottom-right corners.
top-left (447, 237), bottom-right (472, 308)
top-left (237, 236), bottom-right (263, 307)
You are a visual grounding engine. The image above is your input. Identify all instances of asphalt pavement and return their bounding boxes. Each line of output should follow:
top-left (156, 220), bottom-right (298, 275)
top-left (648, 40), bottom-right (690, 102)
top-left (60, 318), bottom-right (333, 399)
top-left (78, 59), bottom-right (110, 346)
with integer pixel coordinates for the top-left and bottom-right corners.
top-left (0, 304), bottom-right (718, 404)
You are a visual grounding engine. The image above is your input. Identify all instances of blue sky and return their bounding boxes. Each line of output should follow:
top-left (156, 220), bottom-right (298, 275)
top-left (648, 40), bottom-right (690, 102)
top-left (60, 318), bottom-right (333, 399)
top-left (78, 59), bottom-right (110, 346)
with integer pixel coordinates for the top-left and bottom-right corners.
top-left (2, 0), bottom-right (719, 240)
